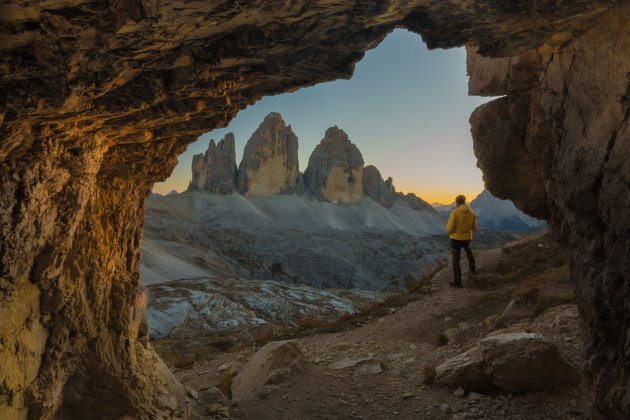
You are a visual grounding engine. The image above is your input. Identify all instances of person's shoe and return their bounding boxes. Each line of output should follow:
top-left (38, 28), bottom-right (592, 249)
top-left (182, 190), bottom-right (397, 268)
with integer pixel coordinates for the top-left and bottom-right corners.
top-left (449, 282), bottom-right (463, 288)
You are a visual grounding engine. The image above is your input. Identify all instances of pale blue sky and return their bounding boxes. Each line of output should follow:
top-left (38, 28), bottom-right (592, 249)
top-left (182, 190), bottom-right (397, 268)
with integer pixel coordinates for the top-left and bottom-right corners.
top-left (154, 29), bottom-right (490, 203)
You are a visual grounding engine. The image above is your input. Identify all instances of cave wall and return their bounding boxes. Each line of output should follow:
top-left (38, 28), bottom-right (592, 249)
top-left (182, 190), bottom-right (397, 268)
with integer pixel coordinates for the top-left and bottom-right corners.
top-left (0, 0), bottom-right (627, 418)
top-left (469, 3), bottom-right (630, 416)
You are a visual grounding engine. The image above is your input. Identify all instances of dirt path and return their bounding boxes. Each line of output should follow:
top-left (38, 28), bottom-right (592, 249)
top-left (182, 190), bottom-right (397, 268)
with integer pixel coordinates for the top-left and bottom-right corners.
top-left (177, 236), bottom-right (592, 419)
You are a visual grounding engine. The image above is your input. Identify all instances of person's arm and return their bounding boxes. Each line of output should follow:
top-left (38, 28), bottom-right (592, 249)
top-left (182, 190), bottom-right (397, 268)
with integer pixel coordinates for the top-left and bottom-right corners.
top-left (446, 211), bottom-right (456, 235)
top-left (472, 213), bottom-right (478, 232)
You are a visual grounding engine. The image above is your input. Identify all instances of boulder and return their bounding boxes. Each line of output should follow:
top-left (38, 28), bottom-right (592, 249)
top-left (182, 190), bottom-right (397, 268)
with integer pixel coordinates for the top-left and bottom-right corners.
top-left (303, 126), bottom-right (364, 203)
top-left (237, 113), bottom-right (300, 197)
top-left (435, 331), bottom-right (581, 392)
top-left (231, 340), bottom-right (304, 401)
top-left (189, 133), bottom-right (237, 194)
top-left (363, 165), bottom-right (396, 207)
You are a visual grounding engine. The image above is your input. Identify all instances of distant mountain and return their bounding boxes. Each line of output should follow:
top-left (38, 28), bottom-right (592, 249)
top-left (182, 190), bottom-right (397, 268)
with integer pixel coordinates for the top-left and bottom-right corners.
top-left (143, 112), bottom-right (452, 291)
top-left (151, 190), bottom-right (178, 198)
top-left (187, 112), bottom-right (434, 211)
top-left (470, 189), bottom-right (546, 232)
top-left (432, 202), bottom-right (454, 216)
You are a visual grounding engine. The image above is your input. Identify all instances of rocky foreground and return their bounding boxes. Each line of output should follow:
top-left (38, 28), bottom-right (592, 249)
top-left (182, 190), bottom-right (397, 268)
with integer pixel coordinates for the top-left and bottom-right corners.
top-left (168, 234), bottom-right (589, 419)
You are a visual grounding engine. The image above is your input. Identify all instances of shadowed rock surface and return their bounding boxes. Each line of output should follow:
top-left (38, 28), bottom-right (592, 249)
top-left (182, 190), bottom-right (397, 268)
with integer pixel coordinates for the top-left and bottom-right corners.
top-left (189, 133), bottom-right (237, 194)
top-left (304, 127), bottom-right (365, 204)
top-left (435, 331), bottom-right (582, 392)
top-left (1, 0), bottom-right (629, 418)
top-left (363, 165), bottom-right (397, 208)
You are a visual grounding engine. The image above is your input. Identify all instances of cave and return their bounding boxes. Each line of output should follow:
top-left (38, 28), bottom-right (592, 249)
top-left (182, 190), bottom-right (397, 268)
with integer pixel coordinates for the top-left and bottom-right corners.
top-left (1, 1), bottom-right (629, 418)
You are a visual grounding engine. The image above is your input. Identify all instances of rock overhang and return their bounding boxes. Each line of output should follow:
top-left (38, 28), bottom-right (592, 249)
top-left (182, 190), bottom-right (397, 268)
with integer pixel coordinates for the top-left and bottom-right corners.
top-left (2, 1), bottom-right (630, 418)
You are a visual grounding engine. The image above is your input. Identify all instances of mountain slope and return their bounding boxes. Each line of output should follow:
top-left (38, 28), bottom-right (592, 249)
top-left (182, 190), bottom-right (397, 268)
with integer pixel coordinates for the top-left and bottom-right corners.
top-left (141, 191), bottom-right (447, 291)
top-left (471, 190), bottom-right (546, 232)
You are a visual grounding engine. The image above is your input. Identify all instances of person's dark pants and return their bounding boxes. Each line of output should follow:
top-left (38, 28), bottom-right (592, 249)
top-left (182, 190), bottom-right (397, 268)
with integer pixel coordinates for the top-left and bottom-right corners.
top-left (451, 239), bottom-right (476, 285)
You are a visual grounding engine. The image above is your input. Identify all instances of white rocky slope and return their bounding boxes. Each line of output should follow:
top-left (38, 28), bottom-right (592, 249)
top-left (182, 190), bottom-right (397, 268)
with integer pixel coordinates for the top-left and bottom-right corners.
top-left (147, 276), bottom-right (385, 341)
top-left (142, 191), bottom-right (447, 291)
top-left (470, 189), bottom-right (546, 231)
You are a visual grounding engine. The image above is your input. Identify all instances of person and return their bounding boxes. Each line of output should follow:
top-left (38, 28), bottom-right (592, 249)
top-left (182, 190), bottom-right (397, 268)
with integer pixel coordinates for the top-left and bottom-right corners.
top-left (446, 195), bottom-right (477, 288)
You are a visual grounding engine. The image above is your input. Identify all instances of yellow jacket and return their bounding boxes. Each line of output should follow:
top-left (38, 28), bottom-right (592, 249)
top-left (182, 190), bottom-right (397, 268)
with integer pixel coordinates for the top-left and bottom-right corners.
top-left (446, 204), bottom-right (478, 240)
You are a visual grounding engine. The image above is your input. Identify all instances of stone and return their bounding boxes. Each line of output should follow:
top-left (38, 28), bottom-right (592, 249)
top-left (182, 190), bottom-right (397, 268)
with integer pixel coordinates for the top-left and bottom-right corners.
top-left (197, 387), bottom-right (226, 406)
top-left (185, 388), bottom-right (199, 400)
top-left (1, 0), bottom-right (630, 417)
top-left (498, 289), bottom-right (539, 323)
top-left (303, 127), bottom-right (364, 203)
top-left (189, 133), bottom-right (237, 194)
top-left (353, 361), bottom-right (382, 377)
top-left (330, 356), bottom-right (374, 370)
top-left (237, 113), bottom-right (300, 197)
top-left (362, 165), bottom-right (396, 207)
top-left (442, 327), bottom-right (461, 345)
top-left (231, 340), bottom-right (304, 401)
top-left (435, 331), bottom-right (581, 392)
top-left (440, 403), bottom-right (452, 414)
top-left (453, 387), bottom-right (465, 397)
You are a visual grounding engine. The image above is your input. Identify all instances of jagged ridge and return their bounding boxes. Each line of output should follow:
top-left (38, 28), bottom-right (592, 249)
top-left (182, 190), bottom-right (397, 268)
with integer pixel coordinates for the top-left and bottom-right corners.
top-left (189, 112), bottom-right (433, 211)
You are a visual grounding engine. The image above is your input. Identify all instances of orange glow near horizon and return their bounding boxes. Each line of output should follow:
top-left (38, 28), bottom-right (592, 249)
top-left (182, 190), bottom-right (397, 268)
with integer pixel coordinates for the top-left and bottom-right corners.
top-left (407, 188), bottom-right (483, 205)
top-left (152, 173), bottom-right (483, 206)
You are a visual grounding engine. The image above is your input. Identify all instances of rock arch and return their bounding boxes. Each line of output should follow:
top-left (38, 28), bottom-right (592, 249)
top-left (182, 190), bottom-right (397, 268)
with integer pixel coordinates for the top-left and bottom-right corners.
top-left (1, 1), bottom-right (628, 418)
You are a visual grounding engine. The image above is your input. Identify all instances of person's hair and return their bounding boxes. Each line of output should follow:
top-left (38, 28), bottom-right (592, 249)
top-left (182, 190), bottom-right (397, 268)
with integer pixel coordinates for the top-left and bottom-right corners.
top-left (455, 195), bottom-right (466, 205)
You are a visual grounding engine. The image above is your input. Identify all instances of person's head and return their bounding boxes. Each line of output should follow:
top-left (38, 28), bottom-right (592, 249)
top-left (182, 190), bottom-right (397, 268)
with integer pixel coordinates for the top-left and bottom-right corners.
top-left (455, 195), bottom-right (466, 206)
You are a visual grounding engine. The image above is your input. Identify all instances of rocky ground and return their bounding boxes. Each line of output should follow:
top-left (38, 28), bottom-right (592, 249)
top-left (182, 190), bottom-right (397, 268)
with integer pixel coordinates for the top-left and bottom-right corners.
top-left (163, 234), bottom-right (590, 419)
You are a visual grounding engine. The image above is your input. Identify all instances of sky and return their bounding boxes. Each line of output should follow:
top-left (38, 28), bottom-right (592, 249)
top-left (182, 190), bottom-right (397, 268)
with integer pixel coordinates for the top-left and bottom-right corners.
top-left (153, 29), bottom-right (490, 204)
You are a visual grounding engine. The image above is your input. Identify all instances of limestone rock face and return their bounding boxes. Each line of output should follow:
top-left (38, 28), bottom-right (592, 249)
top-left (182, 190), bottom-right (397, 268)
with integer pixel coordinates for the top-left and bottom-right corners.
top-left (0, 0), bottom-right (628, 417)
top-left (398, 192), bottom-right (434, 212)
top-left (237, 113), bottom-right (299, 197)
top-left (363, 165), bottom-right (396, 208)
top-left (304, 127), bottom-right (364, 204)
top-left (435, 332), bottom-right (581, 392)
top-left (467, 4), bottom-right (630, 415)
top-left (189, 133), bottom-right (237, 194)
top-left (231, 340), bottom-right (304, 401)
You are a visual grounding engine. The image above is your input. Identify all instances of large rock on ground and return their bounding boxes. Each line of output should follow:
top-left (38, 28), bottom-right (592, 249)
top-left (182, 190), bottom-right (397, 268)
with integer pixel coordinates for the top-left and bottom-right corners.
top-left (237, 113), bottom-right (300, 197)
top-left (231, 340), bottom-right (304, 401)
top-left (304, 127), bottom-right (364, 204)
top-left (189, 133), bottom-right (237, 194)
top-left (435, 331), bottom-right (581, 392)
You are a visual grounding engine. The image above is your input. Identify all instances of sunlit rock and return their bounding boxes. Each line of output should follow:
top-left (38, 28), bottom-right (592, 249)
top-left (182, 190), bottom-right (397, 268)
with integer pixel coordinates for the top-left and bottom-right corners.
top-left (237, 113), bottom-right (300, 197)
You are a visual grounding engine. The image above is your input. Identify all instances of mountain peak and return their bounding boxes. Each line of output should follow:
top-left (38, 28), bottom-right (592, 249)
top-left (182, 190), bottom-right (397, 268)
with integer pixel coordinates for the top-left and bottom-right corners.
top-left (188, 133), bottom-right (237, 194)
top-left (304, 127), bottom-right (364, 204)
top-left (237, 112), bottom-right (300, 197)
